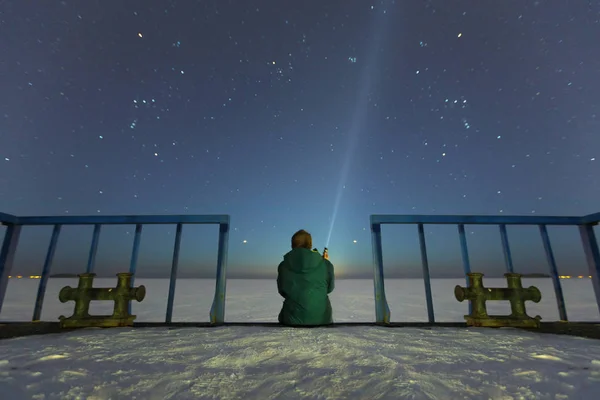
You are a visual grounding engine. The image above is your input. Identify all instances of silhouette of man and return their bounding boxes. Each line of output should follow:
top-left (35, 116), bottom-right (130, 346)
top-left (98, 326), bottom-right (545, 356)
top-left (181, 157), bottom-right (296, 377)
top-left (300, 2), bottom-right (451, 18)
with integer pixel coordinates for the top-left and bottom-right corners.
top-left (277, 229), bottom-right (335, 326)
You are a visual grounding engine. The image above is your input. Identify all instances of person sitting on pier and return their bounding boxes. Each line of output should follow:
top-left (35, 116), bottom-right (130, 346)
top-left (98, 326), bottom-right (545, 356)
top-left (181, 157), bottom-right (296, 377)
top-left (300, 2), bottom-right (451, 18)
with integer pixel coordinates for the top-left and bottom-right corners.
top-left (277, 229), bottom-right (335, 326)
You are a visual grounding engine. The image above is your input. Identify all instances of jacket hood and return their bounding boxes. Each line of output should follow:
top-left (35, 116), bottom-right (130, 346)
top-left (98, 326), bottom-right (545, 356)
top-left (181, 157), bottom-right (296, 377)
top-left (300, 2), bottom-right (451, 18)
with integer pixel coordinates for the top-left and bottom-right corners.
top-left (282, 248), bottom-right (324, 273)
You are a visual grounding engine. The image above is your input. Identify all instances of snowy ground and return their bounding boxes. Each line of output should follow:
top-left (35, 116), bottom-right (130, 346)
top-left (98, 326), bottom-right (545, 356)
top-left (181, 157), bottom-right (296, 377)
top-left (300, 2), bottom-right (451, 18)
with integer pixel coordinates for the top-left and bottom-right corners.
top-left (1, 278), bottom-right (599, 399)
top-left (1, 326), bottom-right (600, 399)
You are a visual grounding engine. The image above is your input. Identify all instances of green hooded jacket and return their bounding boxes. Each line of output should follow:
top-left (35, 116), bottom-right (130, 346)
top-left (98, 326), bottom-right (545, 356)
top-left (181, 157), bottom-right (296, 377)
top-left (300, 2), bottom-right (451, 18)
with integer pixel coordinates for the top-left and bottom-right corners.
top-left (277, 247), bottom-right (335, 326)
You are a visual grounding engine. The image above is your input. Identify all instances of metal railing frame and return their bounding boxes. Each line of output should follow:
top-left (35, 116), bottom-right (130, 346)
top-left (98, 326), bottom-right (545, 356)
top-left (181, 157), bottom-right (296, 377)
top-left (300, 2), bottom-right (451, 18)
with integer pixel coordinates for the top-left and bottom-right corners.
top-left (2, 211), bottom-right (599, 325)
top-left (0, 213), bottom-right (230, 324)
top-left (370, 212), bottom-right (600, 324)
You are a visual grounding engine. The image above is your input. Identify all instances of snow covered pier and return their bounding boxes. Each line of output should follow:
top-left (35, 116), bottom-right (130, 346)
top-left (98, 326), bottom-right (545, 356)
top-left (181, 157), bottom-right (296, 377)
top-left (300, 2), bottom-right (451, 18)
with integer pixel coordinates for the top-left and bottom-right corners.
top-left (1, 211), bottom-right (600, 398)
top-left (1, 324), bottom-right (600, 399)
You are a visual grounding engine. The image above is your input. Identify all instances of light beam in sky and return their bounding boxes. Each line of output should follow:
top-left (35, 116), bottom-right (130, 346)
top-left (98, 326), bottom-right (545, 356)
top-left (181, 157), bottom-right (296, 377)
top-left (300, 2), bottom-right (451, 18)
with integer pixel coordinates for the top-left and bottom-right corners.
top-left (326, 5), bottom-right (392, 247)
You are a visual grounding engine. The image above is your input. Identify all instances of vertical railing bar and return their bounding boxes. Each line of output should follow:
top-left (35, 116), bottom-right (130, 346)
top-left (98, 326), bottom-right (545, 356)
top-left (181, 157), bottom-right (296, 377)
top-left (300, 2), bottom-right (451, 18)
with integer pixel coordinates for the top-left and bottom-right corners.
top-left (539, 224), bottom-right (568, 321)
top-left (457, 224), bottom-right (473, 315)
top-left (128, 223), bottom-right (143, 315)
top-left (33, 224), bottom-right (62, 321)
top-left (210, 222), bottom-right (230, 324)
top-left (418, 223), bottom-right (435, 323)
top-left (86, 224), bottom-right (102, 273)
top-left (499, 224), bottom-right (515, 273)
top-left (0, 224), bottom-right (22, 316)
top-left (578, 224), bottom-right (600, 316)
top-left (371, 223), bottom-right (391, 324)
top-left (165, 223), bottom-right (183, 323)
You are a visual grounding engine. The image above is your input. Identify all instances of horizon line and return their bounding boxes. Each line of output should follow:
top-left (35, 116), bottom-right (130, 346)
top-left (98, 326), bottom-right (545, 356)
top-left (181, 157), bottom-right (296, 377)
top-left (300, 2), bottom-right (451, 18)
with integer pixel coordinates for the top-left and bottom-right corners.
top-left (36, 274), bottom-right (553, 280)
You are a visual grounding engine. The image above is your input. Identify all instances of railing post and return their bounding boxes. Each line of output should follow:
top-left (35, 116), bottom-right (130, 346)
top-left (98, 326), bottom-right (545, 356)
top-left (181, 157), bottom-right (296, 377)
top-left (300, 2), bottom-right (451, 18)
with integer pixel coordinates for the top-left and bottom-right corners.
top-left (32, 224), bottom-right (62, 321)
top-left (457, 224), bottom-right (472, 315)
top-left (86, 224), bottom-right (102, 273)
top-left (499, 224), bottom-right (515, 273)
top-left (371, 222), bottom-right (391, 324)
top-left (0, 224), bottom-right (21, 316)
top-left (210, 222), bottom-right (229, 324)
top-left (539, 224), bottom-right (568, 321)
top-left (579, 223), bottom-right (600, 316)
top-left (128, 224), bottom-right (143, 314)
top-left (165, 223), bottom-right (183, 323)
top-left (417, 223), bottom-right (435, 323)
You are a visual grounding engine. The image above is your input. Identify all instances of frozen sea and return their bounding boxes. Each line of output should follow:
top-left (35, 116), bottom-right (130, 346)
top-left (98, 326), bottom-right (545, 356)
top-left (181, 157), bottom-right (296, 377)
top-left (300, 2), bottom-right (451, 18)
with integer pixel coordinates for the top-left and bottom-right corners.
top-left (1, 277), bottom-right (599, 323)
top-left (0, 278), bottom-right (599, 399)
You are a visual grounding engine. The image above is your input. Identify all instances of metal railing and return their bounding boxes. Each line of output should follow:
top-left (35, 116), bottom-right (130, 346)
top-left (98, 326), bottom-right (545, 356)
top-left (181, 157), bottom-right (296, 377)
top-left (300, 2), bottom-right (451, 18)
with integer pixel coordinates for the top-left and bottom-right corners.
top-left (370, 212), bottom-right (600, 324)
top-left (0, 213), bottom-right (230, 324)
top-left (2, 211), bottom-right (599, 326)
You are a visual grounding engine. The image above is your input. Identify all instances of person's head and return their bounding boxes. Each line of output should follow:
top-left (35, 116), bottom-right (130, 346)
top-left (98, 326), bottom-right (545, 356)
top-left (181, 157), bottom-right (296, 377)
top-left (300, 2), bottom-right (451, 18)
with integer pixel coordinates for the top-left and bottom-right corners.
top-left (291, 229), bottom-right (312, 250)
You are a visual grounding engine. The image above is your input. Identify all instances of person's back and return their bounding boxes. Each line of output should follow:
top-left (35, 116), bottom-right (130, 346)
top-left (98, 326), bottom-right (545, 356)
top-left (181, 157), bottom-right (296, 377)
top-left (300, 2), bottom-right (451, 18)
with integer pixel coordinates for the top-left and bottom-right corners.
top-left (277, 229), bottom-right (335, 326)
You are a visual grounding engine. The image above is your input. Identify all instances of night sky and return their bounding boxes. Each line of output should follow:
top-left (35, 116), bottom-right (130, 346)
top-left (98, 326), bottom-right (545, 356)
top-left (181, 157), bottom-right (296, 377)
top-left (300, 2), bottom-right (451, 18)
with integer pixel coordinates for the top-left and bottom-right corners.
top-left (1, 1), bottom-right (599, 279)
